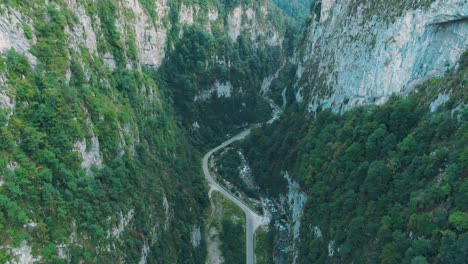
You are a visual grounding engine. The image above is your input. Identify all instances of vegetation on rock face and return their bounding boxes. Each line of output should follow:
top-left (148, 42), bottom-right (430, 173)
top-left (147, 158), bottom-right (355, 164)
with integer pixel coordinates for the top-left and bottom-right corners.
top-left (346, 0), bottom-right (437, 22)
top-left (272, 0), bottom-right (313, 22)
top-left (0, 0), bottom-right (463, 263)
top-left (0, 0), bottom-right (297, 262)
top-left (0, 1), bottom-right (208, 263)
top-left (242, 53), bottom-right (467, 263)
top-left (2, 37), bottom-right (206, 264)
top-left (153, 22), bottom-right (293, 149)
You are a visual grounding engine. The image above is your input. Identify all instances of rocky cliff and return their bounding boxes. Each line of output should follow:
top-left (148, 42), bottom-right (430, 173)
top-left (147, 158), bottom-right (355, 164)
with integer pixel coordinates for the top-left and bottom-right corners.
top-left (1, 0), bottom-right (464, 263)
top-left (0, 0), bottom-right (291, 263)
top-left (294, 0), bottom-right (467, 112)
top-left (243, 1), bottom-right (467, 263)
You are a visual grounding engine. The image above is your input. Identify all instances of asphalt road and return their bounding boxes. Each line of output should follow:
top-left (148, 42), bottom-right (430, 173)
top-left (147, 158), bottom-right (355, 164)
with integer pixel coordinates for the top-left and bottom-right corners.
top-left (202, 129), bottom-right (267, 264)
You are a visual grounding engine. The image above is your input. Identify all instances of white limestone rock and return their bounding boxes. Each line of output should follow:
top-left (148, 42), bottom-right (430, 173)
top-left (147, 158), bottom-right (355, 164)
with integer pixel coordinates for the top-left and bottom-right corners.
top-left (179, 4), bottom-right (198, 26)
top-left (194, 88), bottom-right (215, 101)
top-left (0, 6), bottom-right (37, 65)
top-left (73, 134), bottom-right (102, 176)
top-left (430, 93), bottom-right (450, 112)
top-left (228, 6), bottom-right (243, 41)
top-left (215, 81), bottom-right (232, 98)
top-left (285, 172), bottom-right (307, 242)
top-left (280, 172), bottom-right (307, 264)
top-left (208, 9), bottom-right (219, 21)
top-left (190, 225), bottom-right (202, 247)
top-left (297, 0), bottom-right (468, 113)
top-left (108, 209), bottom-right (135, 239)
top-left (5, 241), bottom-right (41, 264)
top-left (194, 81), bottom-right (233, 101)
top-left (65, 0), bottom-right (98, 54)
top-left (6, 161), bottom-right (19, 171)
top-left (121, 0), bottom-right (168, 68)
top-left (117, 122), bottom-right (138, 156)
top-left (313, 226), bottom-right (322, 239)
top-left (260, 66), bottom-right (283, 95)
top-left (163, 195), bottom-right (171, 231)
top-left (267, 30), bottom-right (280, 46)
top-left (0, 75), bottom-right (15, 119)
top-left (328, 240), bottom-right (335, 257)
top-left (237, 150), bottom-right (256, 190)
top-left (226, 4), bottom-right (284, 46)
top-left (103, 52), bottom-right (117, 71)
top-left (3, 161), bottom-right (20, 186)
top-left (56, 244), bottom-right (70, 261)
top-left (139, 243), bottom-right (150, 264)
top-left (320, 0), bottom-right (336, 23)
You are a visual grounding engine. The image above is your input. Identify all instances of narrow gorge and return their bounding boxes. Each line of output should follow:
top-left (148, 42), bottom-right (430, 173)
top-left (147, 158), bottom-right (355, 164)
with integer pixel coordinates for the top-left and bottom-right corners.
top-left (0, 0), bottom-right (466, 263)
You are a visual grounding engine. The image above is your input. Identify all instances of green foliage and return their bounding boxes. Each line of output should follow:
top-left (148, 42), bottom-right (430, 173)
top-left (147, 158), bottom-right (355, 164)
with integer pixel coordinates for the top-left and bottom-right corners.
top-left (208, 192), bottom-right (245, 264)
top-left (216, 147), bottom-right (259, 198)
top-left (439, 232), bottom-right (468, 264)
top-left (139, 0), bottom-right (158, 22)
top-left (22, 24), bottom-right (32, 39)
top-left (242, 65), bottom-right (467, 263)
top-left (347, 0), bottom-right (436, 22)
top-left (30, 5), bottom-right (70, 77)
top-left (219, 0), bottom-right (251, 11)
top-left (0, 0), bottom-right (296, 262)
top-left (217, 148), bottom-right (242, 181)
top-left (153, 25), bottom-right (282, 148)
top-left (448, 212), bottom-right (468, 231)
top-left (255, 225), bottom-right (275, 264)
top-left (96, 0), bottom-right (125, 66)
top-left (272, 0), bottom-right (313, 22)
top-left (0, 6), bottom-right (208, 262)
top-left (220, 219), bottom-right (246, 263)
top-left (411, 256), bottom-right (428, 264)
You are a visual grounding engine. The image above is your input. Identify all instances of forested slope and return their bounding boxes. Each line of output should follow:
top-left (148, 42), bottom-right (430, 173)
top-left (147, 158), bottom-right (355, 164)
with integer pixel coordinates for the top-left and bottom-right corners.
top-left (0, 1), bottom-right (208, 262)
top-left (242, 53), bottom-right (467, 263)
top-left (0, 0), bottom-right (294, 262)
top-left (0, 0), bottom-right (464, 263)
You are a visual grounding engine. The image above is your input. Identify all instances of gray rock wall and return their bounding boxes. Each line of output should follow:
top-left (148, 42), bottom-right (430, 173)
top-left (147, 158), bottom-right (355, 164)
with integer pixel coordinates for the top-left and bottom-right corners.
top-left (296, 0), bottom-right (467, 112)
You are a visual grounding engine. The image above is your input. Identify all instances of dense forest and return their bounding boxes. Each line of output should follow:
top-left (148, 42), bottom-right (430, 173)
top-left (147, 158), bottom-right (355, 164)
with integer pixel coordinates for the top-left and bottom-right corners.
top-left (0, 0), bottom-right (296, 262)
top-left (271, 0), bottom-right (314, 22)
top-left (0, 0), bottom-right (465, 263)
top-left (152, 2), bottom-right (296, 149)
top-left (0, 1), bottom-right (209, 262)
top-left (241, 52), bottom-right (468, 263)
top-left (153, 26), bottom-right (276, 148)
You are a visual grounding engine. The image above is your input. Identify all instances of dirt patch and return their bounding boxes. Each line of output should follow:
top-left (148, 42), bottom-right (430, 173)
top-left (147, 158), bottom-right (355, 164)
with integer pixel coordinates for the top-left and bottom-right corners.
top-left (206, 226), bottom-right (224, 264)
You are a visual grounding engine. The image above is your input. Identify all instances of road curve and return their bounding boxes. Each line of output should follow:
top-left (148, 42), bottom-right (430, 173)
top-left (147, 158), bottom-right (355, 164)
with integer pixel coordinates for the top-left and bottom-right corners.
top-left (203, 129), bottom-right (267, 264)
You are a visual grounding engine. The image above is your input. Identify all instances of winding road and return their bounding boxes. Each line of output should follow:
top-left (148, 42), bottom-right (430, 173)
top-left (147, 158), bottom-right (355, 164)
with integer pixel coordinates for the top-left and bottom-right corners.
top-left (203, 129), bottom-right (269, 264)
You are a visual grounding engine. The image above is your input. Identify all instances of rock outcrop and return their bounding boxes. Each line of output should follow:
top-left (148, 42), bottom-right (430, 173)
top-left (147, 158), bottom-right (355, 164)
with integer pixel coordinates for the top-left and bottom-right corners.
top-left (295, 0), bottom-right (468, 112)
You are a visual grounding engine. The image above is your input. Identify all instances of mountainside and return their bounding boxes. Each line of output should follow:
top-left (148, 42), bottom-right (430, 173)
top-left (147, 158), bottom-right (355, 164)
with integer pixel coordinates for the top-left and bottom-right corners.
top-left (154, 0), bottom-right (295, 147)
top-left (243, 56), bottom-right (467, 263)
top-left (0, 0), bottom-right (293, 263)
top-left (271, 0), bottom-right (313, 22)
top-left (236, 1), bottom-right (467, 263)
top-left (293, 0), bottom-right (467, 112)
top-left (0, 0), bottom-right (466, 263)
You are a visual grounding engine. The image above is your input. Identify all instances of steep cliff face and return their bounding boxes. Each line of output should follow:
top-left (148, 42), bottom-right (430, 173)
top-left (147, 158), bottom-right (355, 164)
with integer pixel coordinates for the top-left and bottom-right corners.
top-left (243, 53), bottom-right (467, 263)
top-left (240, 1), bottom-right (467, 263)
top-left (0, 0), bottom-right (291, 263)
top-left (154, 0), bottom-right (294, 147)
top-left (1, 0), bottom-right (463, 262)
top-left (295, 0), bottom-right (467, 112)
